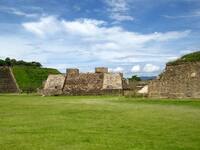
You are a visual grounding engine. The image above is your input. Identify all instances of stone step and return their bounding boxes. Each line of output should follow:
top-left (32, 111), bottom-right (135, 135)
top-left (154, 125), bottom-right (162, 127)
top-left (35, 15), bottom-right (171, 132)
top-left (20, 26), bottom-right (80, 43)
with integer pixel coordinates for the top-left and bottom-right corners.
top-left (0, 67), bottom-right (19, 93)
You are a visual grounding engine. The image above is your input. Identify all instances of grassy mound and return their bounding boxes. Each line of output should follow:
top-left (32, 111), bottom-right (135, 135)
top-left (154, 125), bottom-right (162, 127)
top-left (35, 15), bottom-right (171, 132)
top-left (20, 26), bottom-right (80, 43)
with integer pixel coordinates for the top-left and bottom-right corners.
top-left (12, 66), bottom-right (60, 92)
top-left (167, 51), bottom-right (200, 65)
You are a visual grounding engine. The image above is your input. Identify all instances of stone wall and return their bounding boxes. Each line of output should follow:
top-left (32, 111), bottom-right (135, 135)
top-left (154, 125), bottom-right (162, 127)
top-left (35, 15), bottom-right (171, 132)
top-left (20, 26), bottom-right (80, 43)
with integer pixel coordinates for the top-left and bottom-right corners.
top-left (102, 73), bottom-right (122, 90)
top-left (148, 62), bottom-right (200, 98)
top-left (43, 74), bottom-right (65, 96)
top-left (43, 67), bottom-right (124, 96)
top-left (66, 69), bottom-right (79, 78)
top-left (0, 67), bottom-right (20, 93)
top-left (63, 73), bottom-right (104, 95)
top-left (95, 67), bottom-right (108, 73)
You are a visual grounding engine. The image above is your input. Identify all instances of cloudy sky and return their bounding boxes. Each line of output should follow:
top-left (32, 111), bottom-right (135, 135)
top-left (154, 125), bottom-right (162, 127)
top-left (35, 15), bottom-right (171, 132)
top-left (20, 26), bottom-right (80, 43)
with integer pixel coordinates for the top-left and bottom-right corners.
top-left (0, 0), bottom-right (199, 76)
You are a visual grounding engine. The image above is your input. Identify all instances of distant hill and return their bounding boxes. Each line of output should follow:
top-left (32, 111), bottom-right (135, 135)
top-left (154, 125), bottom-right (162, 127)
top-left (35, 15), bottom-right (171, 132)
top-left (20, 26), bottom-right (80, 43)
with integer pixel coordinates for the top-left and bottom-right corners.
top-left (167, 51), bottom-right (200, 65)
top-left (140, 76), bottom-right (156, 81)
top-left (12, 66), bottom-right (60, 93)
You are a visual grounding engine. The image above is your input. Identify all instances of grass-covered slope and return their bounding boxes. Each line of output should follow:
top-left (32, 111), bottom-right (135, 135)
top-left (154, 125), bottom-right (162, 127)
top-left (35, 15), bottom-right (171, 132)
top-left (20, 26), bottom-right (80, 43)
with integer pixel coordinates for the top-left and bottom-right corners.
top-left (0, 95), bottom-right (199, 150)
top-left (12, 66), bottom-right (60, 92)
top-left (167, 51), bottom-right (200, 65)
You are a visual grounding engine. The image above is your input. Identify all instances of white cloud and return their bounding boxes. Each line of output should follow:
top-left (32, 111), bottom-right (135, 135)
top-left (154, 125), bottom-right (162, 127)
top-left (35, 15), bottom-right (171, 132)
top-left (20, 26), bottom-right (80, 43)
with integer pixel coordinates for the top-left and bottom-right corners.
top-left (11, 9), bottom-right (38, 18)
top-left (131, 65), bottom-right (141, 72)
top-left (110, 67), bottom-right (124, 72)
top-left (23, 16), bottom-right (190, 43)
top-left (143, 64), bottom-right (160, 72)
top-left (0, 35), bottom-right (48, 63)
top-left (21, 16), bottom-right (191, 65)
top-left (180, 50), bottom-right (195, 54)
top-left (0, 7), bottom-right (39, 18)
top-left (110, 12), bottom-right (134, 22)
top-left (167, 56), bottom-right (179, 61)
top-left (163, 10), bottom-right (200, 19)
top-left (0, 15), bottom-right (189, 75)
top-left (23, 16), bottom-right (61, 37)
top-left (107, 0), bottom-right (128, 12)
top-left (152, 31), bottom-right (190, 41)
top-left (62, 19), bottom-right (106, 36)
top-left (105, 0), bottom-right (134, 21)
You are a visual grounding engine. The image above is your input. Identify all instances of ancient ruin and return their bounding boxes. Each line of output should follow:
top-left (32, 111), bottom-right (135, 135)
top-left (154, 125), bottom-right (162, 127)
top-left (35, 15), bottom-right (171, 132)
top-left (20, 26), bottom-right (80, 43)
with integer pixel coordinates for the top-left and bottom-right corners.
top-left (123, 80), bottom-right (149, 96)
top-left (0, 67), bottom-right (20, 93)
top-left (1, 51), bottom-right (200, 98)
top-left (148, 62), bottom-right (200, 98)
top-left (43, 74), bottom-right (65, 96)
top-left (43, 67), bottom-right (124, 96)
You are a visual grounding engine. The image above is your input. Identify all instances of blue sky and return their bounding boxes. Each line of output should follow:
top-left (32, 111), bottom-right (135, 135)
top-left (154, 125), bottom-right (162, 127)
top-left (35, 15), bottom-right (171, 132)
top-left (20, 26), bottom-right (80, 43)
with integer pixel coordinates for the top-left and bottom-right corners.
top-left (0, 0), bottom-right (200, 76)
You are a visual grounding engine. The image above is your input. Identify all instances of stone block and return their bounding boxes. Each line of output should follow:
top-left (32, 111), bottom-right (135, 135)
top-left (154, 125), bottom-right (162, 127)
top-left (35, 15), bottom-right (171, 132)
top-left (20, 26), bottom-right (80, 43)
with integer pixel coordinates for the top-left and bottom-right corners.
top-left (95, 67), bottom-right (108, 73)
top-left (67, 68), bottom-right (79, 78)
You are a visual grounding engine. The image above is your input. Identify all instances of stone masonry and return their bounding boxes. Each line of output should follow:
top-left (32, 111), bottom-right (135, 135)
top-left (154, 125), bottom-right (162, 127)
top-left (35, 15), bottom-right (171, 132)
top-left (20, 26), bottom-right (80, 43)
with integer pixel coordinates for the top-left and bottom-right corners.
top-left (148, 62), bottom-right (200, 98)
top-left (0, 67), bottom-right (20, 93)
top-left (42, 74), bottom-right (65, 96)
top-left (43, 67), bottom-right (124, 96)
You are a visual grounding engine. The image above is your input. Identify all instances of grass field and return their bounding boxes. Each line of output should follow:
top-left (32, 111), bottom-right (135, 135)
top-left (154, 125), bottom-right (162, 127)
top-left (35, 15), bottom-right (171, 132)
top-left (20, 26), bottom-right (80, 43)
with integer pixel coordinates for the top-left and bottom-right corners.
top-left (0, 95), bottom-right (200, 150)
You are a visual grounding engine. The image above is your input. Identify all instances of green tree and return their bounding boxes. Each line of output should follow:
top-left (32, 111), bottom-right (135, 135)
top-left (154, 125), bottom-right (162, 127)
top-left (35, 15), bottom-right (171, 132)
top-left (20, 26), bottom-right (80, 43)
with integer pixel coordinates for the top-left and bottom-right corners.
top-left (0, 59), bottom-right (6, 66)
top-left (31, 62), bottom-right (42, 67)
top-left (5, 57), bottom-right (11, 66)
top-left (129, 75), bottom-right (141, 81)
top-left (10, 59), bottom-right (17, 66)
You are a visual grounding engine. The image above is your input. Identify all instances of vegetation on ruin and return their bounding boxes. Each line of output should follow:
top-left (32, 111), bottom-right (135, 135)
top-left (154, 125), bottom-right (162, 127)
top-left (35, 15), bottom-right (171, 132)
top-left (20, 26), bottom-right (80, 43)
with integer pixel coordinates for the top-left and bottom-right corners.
top-left (167, 51), bottom-right (200, 65)
top-left (0, 57), bottom-right (42, 67)
top-left (12, 66), bottom-right (60, 92)
top-left (0, 95), bottom-right (199, 150)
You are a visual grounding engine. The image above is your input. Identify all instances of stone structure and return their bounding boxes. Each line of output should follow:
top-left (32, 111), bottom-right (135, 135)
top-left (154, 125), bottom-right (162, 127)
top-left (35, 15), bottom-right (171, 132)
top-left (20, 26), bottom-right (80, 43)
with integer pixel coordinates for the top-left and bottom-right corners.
top-left (148, 62), bottom-right (200, 98)
top-left (102, 73), bottom-right (122, 90)
top-left (66, 68), bottom-right (79, 78)
top-left (95, 67), bottom-right (108, 73)
top-left (0, 67), bottom-right (20, 93)
top-left (123, 80), bottom-right (149, 97)
top-left (42, 74), bottom-right (65, 95)
top-left (43, 67), bottom-right (124, 96)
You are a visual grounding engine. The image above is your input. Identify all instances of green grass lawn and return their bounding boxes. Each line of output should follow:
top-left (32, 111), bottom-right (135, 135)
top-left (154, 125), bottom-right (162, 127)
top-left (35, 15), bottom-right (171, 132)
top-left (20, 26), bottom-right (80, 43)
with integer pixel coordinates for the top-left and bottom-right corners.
top-left (0, 95), bottom-right (200, 150)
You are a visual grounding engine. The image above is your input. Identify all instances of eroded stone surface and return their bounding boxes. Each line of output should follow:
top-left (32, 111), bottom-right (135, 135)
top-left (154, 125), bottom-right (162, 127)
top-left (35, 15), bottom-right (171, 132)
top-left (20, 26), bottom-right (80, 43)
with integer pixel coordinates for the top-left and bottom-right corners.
top-left (43, 68), bottom-right (124, 96)
top-left (148, 62), bottom-right (200, 98)
top-left (43, 74), bottom-right (65, 95)
top-left (0, 67), bottom-right (20, 93)
top-left (102, 73), bottom-right (122, 90)
top-left (63, 73), bottom-right (104, 95)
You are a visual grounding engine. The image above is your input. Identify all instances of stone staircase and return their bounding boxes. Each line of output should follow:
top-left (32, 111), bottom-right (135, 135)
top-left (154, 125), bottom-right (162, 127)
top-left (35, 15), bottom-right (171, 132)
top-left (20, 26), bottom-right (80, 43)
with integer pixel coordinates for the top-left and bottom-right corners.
top-left (0, 67), bottom-right (19, 93)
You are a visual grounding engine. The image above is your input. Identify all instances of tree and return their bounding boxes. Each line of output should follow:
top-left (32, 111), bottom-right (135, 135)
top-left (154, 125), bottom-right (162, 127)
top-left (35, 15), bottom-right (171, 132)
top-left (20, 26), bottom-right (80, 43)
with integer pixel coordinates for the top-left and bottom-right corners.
top-left (0, 59), bottom-right (6, 66)
top-left (129, 75), bottom-right (141, 81)
top-left (0, 57), bottom-right (42, 67)
top-left (10, 59), bottom-right (17, 66)
top-left (31, 62), bottom-right (42, 67)
top-left (5, 57), bottom-right (11, 66)
top-left (16, 60), bottom-right (26, 66)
